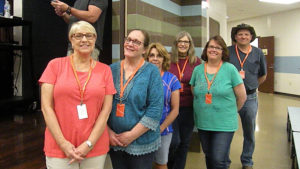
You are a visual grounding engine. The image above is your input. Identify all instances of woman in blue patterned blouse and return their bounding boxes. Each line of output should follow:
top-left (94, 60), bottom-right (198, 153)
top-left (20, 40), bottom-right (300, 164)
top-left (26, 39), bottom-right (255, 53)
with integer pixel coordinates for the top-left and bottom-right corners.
top-left (108, 29), bottom-right (164, 169)
top-left (146, 42), bottom-right (181, 169)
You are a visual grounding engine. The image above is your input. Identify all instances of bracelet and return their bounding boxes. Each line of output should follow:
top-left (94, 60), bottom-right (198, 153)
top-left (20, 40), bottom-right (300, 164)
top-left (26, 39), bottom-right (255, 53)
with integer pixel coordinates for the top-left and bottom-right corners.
top-left (66, 6), bottom-right (71, 15)
top-left (86, 140), bottom-right (93, 149)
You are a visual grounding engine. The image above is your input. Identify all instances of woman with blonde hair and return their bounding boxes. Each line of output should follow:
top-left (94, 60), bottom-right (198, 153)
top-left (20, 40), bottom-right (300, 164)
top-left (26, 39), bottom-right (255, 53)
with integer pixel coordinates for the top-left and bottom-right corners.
top-left (145, 43), bottom-right (181, 169)
top-left (168, 31), bottom-right (201, 169)
top-left (39, 21), bottom-right (116, 169)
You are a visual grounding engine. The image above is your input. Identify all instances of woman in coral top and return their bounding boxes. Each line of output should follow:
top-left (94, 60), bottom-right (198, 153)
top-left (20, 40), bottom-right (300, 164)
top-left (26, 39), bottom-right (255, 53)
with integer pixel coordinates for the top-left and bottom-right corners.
top-left (39, 21), bottom-right (116, 169)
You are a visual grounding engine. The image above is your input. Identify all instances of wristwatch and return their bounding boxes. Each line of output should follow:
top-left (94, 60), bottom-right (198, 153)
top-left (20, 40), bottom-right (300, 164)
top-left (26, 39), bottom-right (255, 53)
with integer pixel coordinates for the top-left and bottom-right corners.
top-left (66, 6), bottom-right (71, 15)
top-left (86, 140), bottom-right (93, 148)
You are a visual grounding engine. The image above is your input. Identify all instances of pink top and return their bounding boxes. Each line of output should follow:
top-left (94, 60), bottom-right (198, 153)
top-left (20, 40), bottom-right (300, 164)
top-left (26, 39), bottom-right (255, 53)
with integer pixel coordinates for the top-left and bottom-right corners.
top-left (39, 56), bottom-right (116, 158)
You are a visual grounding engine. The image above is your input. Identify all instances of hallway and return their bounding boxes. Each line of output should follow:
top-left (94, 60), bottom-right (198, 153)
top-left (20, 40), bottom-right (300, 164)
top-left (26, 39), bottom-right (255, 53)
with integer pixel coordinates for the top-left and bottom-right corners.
top-left (185, 92), bottom-right (300, 169)
top-left (0, 92), bottom-right (300, 169)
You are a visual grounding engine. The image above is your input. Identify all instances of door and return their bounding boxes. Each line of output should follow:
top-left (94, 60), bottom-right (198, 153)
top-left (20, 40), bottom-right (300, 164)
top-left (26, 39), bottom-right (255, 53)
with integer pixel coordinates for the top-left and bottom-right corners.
top-left (258, 36), bottom-right (274, 93)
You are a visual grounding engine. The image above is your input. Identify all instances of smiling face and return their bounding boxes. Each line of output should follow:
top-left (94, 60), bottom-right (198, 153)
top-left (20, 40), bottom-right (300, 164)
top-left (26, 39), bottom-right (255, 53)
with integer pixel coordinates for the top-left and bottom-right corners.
top-left (207, 40), bottom-right (223, 62)
top-left (177, 35), bottom-right (190, 56)
top-left (124, 30), bottom-right (145, 59)
top-left (148, 48), bottom-right (164, 70)
top-left (71, 29), bottom-right (96, 56)
top-left (235, 29), bottom-right (252, 46)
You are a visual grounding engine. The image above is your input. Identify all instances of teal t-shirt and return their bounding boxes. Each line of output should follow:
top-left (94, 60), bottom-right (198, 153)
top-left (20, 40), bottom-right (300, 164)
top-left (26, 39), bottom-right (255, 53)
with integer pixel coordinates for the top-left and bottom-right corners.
top-left (189, 62), bottom-right (243, 132)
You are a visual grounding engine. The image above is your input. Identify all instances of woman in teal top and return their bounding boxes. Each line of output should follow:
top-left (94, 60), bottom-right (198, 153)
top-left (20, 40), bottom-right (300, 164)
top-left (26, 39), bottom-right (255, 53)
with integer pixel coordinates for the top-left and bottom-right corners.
top-left (190, 35), bottom-right (246, 169)
top-left (108, 29), bottom-right (164, 169)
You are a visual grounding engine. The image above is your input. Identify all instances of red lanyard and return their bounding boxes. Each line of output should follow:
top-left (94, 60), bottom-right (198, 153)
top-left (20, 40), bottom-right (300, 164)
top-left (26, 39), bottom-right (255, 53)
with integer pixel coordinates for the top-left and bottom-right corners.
top-left (70, 55), bottom-right (93, 104)
top-left (176, 57), bottom-right (189, 81)
top-left (235, 44), bottom-right (252, 70)
top-left (204, 61), bottom-right (222, 92)
top-left (120, 59), bottom-right (144, 98)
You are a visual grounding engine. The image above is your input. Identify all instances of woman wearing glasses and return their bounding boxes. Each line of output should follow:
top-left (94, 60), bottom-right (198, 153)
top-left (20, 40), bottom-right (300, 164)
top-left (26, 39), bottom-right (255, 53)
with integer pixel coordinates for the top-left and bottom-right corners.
top-left (190, 35), bottom-right (246, 169)
top-left (39, 21), bottom-right (116, 169)
top-left (108, 29), bottom-right (163, 169)
top-left (145, 43), bottom-right (181, 169)
top-left (168, 31), bottom-right (201, 169)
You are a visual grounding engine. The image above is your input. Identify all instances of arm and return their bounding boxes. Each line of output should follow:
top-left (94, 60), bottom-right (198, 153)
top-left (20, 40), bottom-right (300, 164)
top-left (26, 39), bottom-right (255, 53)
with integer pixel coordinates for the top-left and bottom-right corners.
top-left (41, 83), bottom-right (83, 161)
top-left (160, 90), bottom-right (180, 133)
top-left (258, 74), bottom-right (267, 85)
top-left (191, 86), bottom-right (194, 95)
top-left (233, 83), bottom-right (247, 111)
top-left (60, 13), bottom-right (71, 23)
top-left (117, 67), bottom-right (163, 146)
top-left (51, 0), bottom-right (102, 23)
top-left (75, 95), bottom-right (113, 156)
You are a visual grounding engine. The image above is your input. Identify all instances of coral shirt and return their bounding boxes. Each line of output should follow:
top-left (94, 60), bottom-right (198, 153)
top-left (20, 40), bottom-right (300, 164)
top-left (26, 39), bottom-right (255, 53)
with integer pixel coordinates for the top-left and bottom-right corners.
top-left (39, 56), bottom-right (116, 158)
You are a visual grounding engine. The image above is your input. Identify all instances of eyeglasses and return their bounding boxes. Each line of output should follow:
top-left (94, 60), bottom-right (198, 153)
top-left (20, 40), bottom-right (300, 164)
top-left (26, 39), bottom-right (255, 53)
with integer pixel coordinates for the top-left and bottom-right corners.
top-left (207, 45), bottom-right (223, 51)
top-left (124, 37), bottom-right (143, 46)
top-left (177, 40), bottom-right (190, 45)
top-left (72, 33), bottom-right (95, 40)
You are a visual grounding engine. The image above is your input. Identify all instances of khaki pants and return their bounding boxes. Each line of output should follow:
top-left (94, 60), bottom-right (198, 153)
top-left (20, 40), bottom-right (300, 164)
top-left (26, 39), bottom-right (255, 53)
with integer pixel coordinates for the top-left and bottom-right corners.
top-left (46, 154), bottom-right (106, 169)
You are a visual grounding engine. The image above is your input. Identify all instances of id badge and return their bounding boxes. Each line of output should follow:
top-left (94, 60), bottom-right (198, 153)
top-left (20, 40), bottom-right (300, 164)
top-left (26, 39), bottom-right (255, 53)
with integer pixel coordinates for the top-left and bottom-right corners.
top-left (77, 104), bottom-right (88, 119)
top-left (205, 93), bottom-right (212, 104)
top-left (180, 83), bottom-right (184, 92)
top-left (116, 103), bottom-right (125, 117)
top-left (239, 70), bottom-right (245, 79)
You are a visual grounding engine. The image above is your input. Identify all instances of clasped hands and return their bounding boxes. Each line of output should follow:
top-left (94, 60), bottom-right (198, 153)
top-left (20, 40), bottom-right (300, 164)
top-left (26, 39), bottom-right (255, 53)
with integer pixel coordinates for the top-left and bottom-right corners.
top-left (50, 0), bottom-right (69, 16)
top-left (60, 140), bottom-right (91, 164)
top-left (108, 128), bottom-right (135, 147)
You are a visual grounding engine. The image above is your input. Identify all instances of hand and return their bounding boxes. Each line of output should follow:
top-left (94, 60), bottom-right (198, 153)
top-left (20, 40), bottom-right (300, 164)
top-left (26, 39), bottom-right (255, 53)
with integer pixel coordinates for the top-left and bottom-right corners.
top-left (75, 142), bottom-right (91, 158)
top-left (116, 131), bottom-right (135, 147)
top-left (67, 142), bottom-right (91, 164)
top-left (108, 127), bottom-right (125, 147)
top-left (54, 8), bottom-right (65, 17)
top-left (51, 0), bottom-right (68, 13)
top-left (160, 126), bottom-right (164, 133)
top-left (59, 140), bottom-right (84, 163)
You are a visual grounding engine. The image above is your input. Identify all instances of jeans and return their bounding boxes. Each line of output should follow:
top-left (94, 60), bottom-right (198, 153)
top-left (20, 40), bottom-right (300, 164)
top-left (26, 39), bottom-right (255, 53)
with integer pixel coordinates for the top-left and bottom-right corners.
top-left (239, 92), bottom-right (258, 166)
top-left (109, 150), bottom-right (155, 169)
top-left (198, 130), bottom-right (234, 169)
top-left (168, 107), bottom-right (194, 169)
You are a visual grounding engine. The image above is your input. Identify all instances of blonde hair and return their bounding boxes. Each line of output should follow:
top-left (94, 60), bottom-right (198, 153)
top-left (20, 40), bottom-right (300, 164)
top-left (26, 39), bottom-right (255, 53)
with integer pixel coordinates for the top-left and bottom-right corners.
top-left (171, 31), bottom-right (197, 65)
top-left (68, 21), bottom-right (97, 40)
top-left (145, 43), bottom-right (170, 71)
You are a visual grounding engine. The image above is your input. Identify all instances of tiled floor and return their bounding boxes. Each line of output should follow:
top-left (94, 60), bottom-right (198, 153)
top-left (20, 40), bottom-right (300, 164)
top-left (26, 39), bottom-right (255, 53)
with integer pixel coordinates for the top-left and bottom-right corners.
top-left (104, 92), bottom-right (300, 169)
top-left (1, 92), bottom-right (299, 169)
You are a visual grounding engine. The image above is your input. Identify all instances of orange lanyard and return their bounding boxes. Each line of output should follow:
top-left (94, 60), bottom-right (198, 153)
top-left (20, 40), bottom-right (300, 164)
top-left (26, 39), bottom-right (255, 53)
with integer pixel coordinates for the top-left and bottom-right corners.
top-left (160, 70), bottom-right (164, 77)
top-left (120, 59), bottom-right (144, 98)
top-left (204, 61), bottom-right (223, 92)
top-left (70, 55), bottom-right (93, 104)
top-left (235, 44), bottom-right (252, 70)
top-left (176, 57), bottom-right (189, 81)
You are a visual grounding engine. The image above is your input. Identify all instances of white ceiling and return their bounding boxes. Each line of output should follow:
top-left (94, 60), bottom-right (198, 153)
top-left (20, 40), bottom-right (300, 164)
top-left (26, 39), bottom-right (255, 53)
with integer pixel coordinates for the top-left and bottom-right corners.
top-left (226, 0), bottom-right (300, 22)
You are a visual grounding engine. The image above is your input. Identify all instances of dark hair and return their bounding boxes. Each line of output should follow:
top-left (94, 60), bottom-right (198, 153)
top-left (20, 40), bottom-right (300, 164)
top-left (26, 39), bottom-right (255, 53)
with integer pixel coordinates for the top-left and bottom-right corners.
top-left (145, 43), bottom-right (170, 71)
top-left (128, 29), bottom-right (150, 48)
top-left (201, 35), bottom-right (229, 62)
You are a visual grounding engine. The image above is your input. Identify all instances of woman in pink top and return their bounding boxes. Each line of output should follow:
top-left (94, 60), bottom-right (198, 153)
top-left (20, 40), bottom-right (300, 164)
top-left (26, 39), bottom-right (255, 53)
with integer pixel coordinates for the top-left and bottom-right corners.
top-left (39, 21), bottom-right (116, 169)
